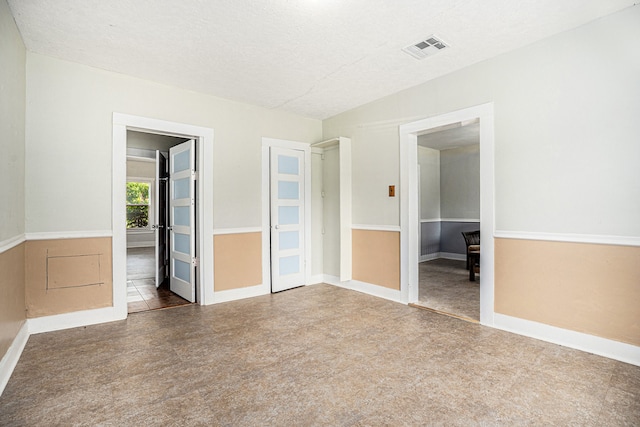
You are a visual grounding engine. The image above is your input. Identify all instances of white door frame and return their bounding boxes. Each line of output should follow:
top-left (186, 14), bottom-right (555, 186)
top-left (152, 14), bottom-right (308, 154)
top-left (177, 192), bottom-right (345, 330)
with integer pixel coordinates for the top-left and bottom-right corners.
top-left (399, 103), bottom-right (495, 326)
top-left (261, 138), bottom-right (312, 292)
top-left (113, 113), bottom-right (215, 319)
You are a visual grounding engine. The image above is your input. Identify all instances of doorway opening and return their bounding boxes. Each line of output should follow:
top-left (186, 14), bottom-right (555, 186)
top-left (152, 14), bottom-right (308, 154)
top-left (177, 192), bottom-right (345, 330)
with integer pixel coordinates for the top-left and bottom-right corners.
top-left (399, 103), bottom-right (495, 326)
top-left (112, 113), bottom-right (215, 320)
top-left (414, 120), bottom-right (480, 322)
top-left (125, 131), bottom-right (193, 313)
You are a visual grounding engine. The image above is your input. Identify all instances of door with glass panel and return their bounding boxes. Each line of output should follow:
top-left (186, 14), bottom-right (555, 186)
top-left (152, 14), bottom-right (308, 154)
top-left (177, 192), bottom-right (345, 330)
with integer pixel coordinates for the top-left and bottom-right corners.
top-left (270, 147), bottom-right (305, 292)
top-left (169, 140), bottom-right (196, 302)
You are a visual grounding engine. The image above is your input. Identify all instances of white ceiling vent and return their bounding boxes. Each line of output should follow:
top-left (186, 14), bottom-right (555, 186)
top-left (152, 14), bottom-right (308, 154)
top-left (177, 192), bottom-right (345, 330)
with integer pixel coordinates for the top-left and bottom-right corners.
top-left (402, 35), bottom-right (448, 59)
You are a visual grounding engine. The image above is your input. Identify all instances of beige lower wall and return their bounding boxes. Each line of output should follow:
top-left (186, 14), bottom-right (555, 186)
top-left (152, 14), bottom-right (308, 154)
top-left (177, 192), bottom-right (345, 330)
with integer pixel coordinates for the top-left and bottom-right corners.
top-left (495, 238), bottom-right (640, 346)
top-left (352, 229), bottom-right (400, 290)
top-left (25, 237), bottom-right (113, 318)
top-left (214, 232), bottom-right (262, 291)
top-left (0, 242), bottom-right (26, 360)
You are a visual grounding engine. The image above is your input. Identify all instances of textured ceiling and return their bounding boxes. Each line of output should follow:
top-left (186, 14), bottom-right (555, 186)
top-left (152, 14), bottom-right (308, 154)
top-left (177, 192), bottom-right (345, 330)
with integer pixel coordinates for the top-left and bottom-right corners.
top-left (7, 0), bottom-right (634, 120)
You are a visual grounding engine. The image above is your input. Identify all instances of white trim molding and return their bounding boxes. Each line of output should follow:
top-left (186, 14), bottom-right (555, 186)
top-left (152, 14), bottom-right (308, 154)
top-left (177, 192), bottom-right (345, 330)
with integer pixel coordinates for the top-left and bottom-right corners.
top-left (494, 313), bottom-right (640, 367)
top-left (400, 102), bottom-right (495, 324)
top-left (213, 227), bottom-right (262, 235)
top-left (25, 230), bottom-right (113, 241)
top-left (0, 322), bottom-right (28, 396)
top-left (213, 284), bottom-right (269, 304)
top-left (323, 276), bottom-right (403, 304)
top-left (352, 224), bottom-right (401, 232)
top-left (494, 230), bottom-right (640, 247)
top-left (420, 218), bottom-right (480, 223)
top-left (0, 234), bottom-right (25, 254)
top-left (113, 113), bottom-right (216, 311)
top-left (28, 307), bottom-right (123, 335)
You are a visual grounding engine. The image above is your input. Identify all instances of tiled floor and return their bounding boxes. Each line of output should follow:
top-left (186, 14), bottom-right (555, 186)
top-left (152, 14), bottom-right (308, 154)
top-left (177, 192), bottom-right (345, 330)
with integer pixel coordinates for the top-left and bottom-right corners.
top-left (1, 284), bottom-right (639, 426)
top-left (127, 246), bottom-right (190, 313)
top-left (127, 279), bottom-right (191, 313)
top-left (417, 258), bottom-right (480, 321)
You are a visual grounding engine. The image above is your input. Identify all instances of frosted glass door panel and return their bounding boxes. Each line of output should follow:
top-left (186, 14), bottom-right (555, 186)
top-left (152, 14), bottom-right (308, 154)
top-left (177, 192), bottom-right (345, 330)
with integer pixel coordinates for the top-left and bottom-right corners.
top-left (278, 206), bottom-right (299, 225)
top-left (174, 178), bottom-right (190, 199)
top-left (174, 206), bottom-right (190, 226)
top-left (174, 259), bottom-right (191, 282)
top-left (279, 256), bottom-right (300, 276)
top-left (279, 231), bottom-right (299, 251)
top-left (278, 155), bottom-right (299, 175)
top-left (278, 181), bottom-right (299, 199)
top-left (173, 150), bottom-right (190, 172)
top-left (174, 233), bottom-right (190, 255)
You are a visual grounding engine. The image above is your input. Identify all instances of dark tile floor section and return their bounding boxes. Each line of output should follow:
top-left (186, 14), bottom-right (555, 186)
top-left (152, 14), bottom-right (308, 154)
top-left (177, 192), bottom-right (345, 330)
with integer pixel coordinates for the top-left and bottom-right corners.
top-left (1, 284), bottom-right (639, 426)
top-left (126, 246), bottom-right (190, 313)
top-left (127, 279), bottom-right (191, 313)
top-left (418, 258), bottom-right (480, 321)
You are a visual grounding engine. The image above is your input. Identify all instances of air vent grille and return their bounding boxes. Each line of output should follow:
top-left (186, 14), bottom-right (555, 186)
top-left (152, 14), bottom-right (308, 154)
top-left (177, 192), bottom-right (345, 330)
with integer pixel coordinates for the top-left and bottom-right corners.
top-left (403, 35), bottom-right (448, 59)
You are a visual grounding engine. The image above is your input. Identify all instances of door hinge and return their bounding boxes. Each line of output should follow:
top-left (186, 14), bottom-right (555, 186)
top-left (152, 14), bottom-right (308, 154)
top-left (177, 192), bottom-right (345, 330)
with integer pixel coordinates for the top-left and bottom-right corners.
top-left (192, 257), bottom-right (198, 267)
top-left (191, 170), bottom-right (199, 180)
top-left (159, 177), bottom-right (169, 182)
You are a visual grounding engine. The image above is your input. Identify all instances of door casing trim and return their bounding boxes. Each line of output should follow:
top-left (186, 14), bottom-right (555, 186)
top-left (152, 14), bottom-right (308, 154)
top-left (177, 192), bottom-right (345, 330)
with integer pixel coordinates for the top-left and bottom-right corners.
top-left (399, 102), bottom-right (495, 325)
top-left (113, 113), bottom-right (215, 318)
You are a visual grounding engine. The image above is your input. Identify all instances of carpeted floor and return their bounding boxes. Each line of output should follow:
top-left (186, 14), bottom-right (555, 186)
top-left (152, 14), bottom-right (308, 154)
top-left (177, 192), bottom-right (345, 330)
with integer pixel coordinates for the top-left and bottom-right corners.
top-left (418, 258), bottom-right (480, 321)
top-left (1, 284), bottom-right (639, 426)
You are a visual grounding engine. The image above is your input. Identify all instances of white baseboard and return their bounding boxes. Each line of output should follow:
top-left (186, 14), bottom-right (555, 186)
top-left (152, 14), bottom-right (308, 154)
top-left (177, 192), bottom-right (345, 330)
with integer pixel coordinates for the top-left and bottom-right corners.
top-left (323, 275), bottom-right (403, 304)
top-left (493, 313), bottom-right (640, 367)
top-left (310, 274), bottom-right (324, 285)
top-left (213, 283), bottom-right (269, 304)
top-left (420, 253), bottom-right (439, 262)
top-left (28, 307), bottom-right (124, 335)
top-left (0, 321), bottom-right (29, 396)
top-left (439, 252), bottom-right (466, 261)
top-left (419, 252), bottom-right (466, 262)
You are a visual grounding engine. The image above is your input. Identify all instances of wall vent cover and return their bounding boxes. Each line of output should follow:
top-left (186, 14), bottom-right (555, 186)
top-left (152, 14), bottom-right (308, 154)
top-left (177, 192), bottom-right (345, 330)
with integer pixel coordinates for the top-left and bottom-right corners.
top-left (402, 35), bottom-right (448, 59)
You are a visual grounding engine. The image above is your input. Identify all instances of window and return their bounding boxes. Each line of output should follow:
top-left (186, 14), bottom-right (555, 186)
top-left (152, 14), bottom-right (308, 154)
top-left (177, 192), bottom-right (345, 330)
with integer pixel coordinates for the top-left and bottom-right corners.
top-left (126, 181), bottom-right (151, 229)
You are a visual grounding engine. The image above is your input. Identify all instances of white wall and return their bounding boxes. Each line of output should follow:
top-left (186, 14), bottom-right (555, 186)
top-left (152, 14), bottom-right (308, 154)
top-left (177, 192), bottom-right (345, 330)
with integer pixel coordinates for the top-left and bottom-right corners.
top-left (440, 145), bottom-right (479, 220)
top-left (418, 146), bottom-right (440, 220)
top-left (324, 6), bottom-right (640, 238)
top-left (25, 53), bottom-right (323, 234)
top-left (0, 0), bottom-right (25, 241)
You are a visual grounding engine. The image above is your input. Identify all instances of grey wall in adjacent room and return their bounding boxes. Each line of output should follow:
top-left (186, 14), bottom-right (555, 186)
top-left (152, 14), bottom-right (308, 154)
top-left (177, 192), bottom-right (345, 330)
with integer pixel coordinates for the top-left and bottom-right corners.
top-left (440, 222), bottom-right (480, 255)
top-left (421, 222), bottom-right (441, 256)
top-left (440, 145), bottom-right (480, 220)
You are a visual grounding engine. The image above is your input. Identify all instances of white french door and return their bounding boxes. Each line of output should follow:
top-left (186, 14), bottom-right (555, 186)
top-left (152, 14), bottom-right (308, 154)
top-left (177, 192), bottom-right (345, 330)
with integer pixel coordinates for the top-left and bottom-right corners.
top-left (270, 147), bottom-right (306, 292)
top-left (154, 150), bottom-right (168, 288)
top-left (169, 140), bottom-right (196, 302)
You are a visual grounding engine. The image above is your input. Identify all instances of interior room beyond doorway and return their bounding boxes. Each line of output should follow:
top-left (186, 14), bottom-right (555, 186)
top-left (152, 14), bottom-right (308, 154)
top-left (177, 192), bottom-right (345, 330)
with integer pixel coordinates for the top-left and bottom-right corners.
top-left (126, 130), bottom-right (193, 313)
top-left (415, 119), bottom-right (480, 322)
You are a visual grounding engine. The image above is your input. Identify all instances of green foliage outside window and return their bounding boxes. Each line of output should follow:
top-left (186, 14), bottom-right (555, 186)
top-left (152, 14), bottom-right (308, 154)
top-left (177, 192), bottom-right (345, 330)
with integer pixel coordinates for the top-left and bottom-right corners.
top-left (126, 182), bottom-right (150, 228)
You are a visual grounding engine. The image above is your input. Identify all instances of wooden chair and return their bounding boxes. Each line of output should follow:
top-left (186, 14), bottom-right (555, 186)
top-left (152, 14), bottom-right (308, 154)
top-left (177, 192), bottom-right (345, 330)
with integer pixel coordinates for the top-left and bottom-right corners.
top-left (461, 230), bottom-right (480, 271)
